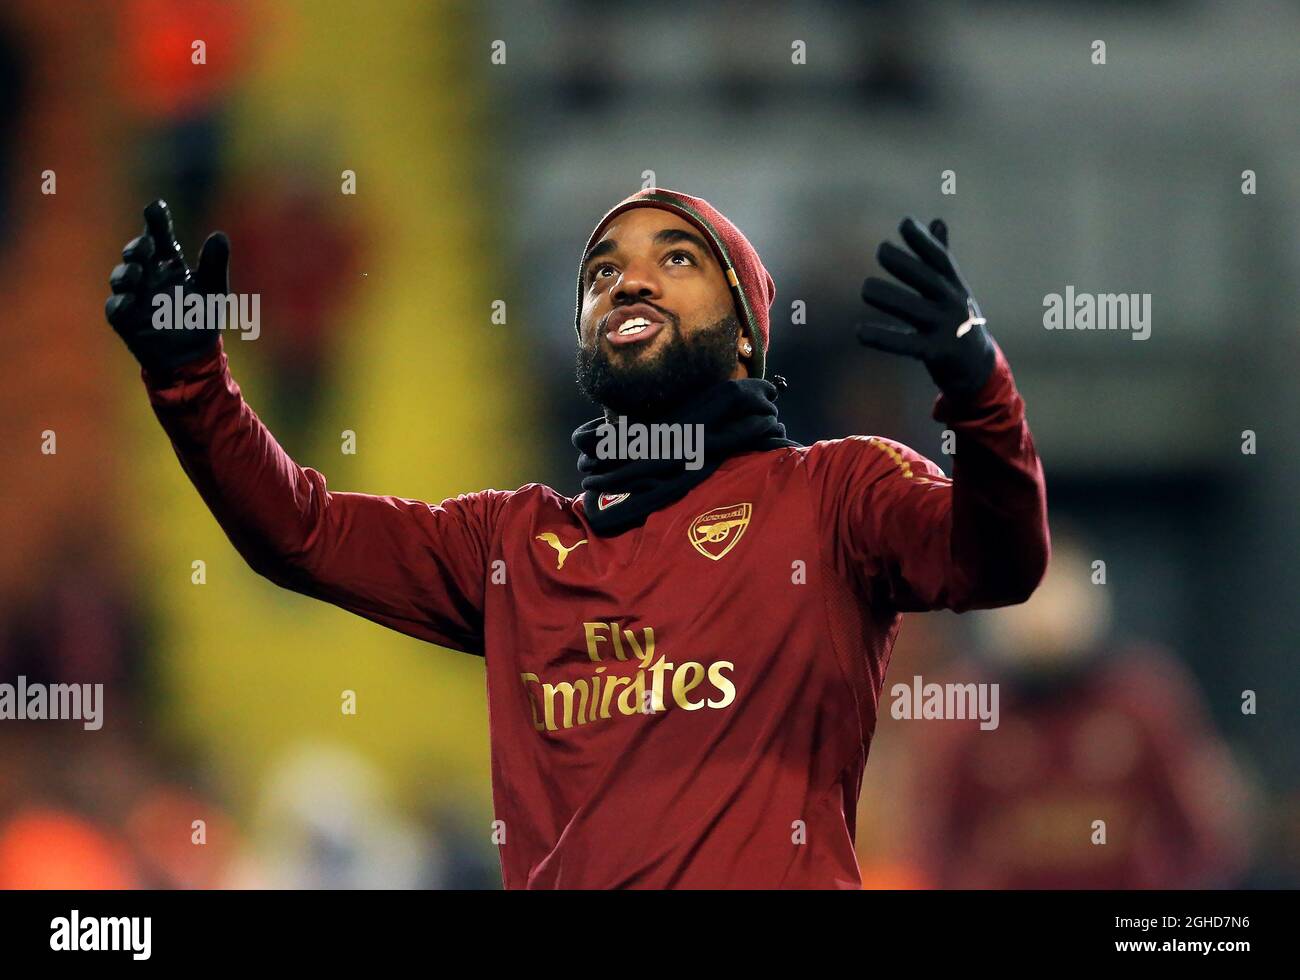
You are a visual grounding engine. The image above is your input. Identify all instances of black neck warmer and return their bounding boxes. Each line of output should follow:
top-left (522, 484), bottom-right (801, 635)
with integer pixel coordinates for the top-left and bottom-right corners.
top-left (572, 378), bottom-right (801, 536)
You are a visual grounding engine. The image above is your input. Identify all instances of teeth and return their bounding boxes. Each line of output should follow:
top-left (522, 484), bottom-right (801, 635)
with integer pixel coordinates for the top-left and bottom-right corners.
top-left (617, 317), bottom-right (651, 336)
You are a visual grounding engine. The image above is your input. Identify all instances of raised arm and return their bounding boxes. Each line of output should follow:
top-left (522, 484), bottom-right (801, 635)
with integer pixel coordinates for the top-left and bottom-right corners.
top-left (812, 216), bottom-right (1049, 613)
top-left (105, 201), bottom-right (501, 653)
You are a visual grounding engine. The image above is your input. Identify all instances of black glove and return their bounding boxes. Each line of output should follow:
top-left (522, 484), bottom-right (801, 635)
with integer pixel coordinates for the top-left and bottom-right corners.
top-left (857, 216), bottom-right (996, 401)
top-left (105, 199), bottom-right (230, 375)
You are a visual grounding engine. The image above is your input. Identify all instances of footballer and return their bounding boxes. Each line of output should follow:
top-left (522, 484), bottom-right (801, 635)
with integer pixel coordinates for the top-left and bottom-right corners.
top-left (104, 188), bottom-right (1050, 888)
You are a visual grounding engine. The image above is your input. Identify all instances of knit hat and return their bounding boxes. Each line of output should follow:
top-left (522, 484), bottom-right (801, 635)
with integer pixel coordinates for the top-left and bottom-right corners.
top-left (574, 188), bottom-right (776, 379)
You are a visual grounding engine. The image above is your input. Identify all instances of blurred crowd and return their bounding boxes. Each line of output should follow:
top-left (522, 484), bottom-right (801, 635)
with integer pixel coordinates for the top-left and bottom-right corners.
top-left (854, 532), bottom-right (1261, 888)
top-left (0, 1), bottom-right (498, 890)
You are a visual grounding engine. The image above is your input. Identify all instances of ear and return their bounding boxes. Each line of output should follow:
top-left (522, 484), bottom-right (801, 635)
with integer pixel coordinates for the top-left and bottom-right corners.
top-left (733, 333), bottom-right (754, 379)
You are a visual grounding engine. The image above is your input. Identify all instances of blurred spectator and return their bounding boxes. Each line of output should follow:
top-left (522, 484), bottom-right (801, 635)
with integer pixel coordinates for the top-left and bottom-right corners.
top-left (215, 170), bottom-right (363, 449)
top-left (911, 533), bottom-right (1253, 888)
top-left (0, 728), bottom-right (242, 888)
top-left (242, 742), bottom-right (428, 890)
top-left (115, 0), bottom-right (255, 224)
top-left (0, 524), bottom-right (149, 707)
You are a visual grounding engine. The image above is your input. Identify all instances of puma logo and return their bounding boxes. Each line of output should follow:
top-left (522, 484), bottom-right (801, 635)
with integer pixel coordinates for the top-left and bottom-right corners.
top-left (535, 532), bottom-right (588, 570)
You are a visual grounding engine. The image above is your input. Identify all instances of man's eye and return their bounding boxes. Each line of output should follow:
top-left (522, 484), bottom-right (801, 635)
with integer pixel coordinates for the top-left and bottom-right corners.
top-left (589, 264), bottom-right (615, 284)
top-left (666, 250), bottom-right (694, 266)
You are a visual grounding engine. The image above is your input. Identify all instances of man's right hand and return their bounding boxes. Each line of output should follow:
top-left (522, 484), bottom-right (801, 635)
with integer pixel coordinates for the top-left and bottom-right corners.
top-left (105, 199), bottom-right (230, 375)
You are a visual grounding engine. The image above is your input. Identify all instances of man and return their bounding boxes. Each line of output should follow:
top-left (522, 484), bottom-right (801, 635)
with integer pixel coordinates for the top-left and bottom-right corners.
top-left (105, 188), bottom-right (1050, 889)
top-left (915, 535), bottom-right (1248, 888)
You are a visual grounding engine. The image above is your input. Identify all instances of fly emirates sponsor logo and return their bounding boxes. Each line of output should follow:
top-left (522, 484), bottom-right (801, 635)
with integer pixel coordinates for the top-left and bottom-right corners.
top-left (519, 621), bottom-right (736, 733)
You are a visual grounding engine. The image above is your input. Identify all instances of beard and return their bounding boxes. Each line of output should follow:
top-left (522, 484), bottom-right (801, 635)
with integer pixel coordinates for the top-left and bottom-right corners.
top-left (576, 311), bottom-right (742, 419)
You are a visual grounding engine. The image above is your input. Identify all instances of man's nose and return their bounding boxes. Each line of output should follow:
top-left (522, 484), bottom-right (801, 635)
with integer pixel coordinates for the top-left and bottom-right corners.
top-left (612, 257), bottom-right (661, 303)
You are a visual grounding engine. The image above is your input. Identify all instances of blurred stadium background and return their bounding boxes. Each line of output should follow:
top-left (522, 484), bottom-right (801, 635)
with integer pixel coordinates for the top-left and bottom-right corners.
top-left (0, 0), bottom-right (1296, 888)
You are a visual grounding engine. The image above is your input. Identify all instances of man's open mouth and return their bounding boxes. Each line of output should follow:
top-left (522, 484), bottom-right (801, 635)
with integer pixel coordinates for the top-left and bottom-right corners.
top-left (605, 305), bottom-right (668, 347)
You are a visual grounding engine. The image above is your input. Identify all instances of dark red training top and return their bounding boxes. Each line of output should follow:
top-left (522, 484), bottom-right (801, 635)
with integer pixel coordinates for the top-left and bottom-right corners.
top-left (143, 340), bottom-right (1049, 889)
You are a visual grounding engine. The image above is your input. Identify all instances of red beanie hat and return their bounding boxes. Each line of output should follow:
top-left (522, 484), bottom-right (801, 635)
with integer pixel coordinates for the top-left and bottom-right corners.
top-left (574, 188), bottom-right (776, 379)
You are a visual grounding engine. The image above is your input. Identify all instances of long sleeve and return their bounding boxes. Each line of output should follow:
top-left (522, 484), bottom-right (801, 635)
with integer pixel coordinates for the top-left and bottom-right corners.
top-left (142, 339), bottom-right (506, 654)
top-left (811, 344), bottom-right (1049, 613)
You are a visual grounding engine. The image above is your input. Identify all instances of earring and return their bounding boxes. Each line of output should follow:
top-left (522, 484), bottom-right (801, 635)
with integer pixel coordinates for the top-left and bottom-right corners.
top-left (741, 341), bottom-right (753, 356)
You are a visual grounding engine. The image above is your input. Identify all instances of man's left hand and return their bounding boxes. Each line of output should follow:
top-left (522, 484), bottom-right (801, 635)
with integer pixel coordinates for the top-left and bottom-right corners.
top-left (857, 216), bottom-right (997, 401)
